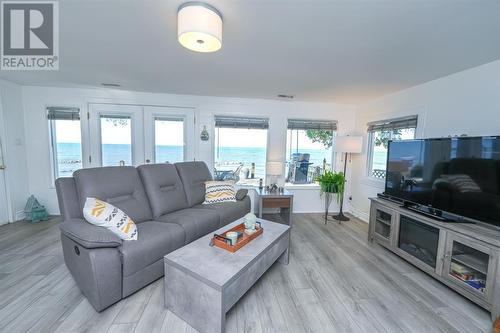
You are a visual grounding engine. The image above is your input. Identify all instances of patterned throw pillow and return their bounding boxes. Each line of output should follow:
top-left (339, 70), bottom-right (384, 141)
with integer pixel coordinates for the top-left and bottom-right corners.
top-left (83, 198), bottom-right (138, 240)
top-left (203, 181), bottom-right (237, 204)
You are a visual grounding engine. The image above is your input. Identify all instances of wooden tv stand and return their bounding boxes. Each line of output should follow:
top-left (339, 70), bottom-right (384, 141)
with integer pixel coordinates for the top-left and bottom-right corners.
top-left (369, 197), bottom-right (500, 321)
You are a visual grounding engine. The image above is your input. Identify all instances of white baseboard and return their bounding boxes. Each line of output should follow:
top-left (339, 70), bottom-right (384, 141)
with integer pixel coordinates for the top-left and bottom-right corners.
top-left (349, 206), bottom-right (369, 223)
top-left (292, 209), bottom-right (340, 214)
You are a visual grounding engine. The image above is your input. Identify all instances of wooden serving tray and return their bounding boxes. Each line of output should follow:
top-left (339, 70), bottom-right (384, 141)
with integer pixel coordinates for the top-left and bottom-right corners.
top-left (210, 222), bottom-right (263, 253)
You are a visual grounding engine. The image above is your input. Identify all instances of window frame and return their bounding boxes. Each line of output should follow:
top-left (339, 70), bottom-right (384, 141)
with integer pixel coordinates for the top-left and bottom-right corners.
top-left (98, 114), bottom-right (134, 167)
top-left (213, 115), bottom-right (270, 186)
top-left (153, 115), bottom-right (187, 164)
top-left (366, 116), bottom-right (418, 180)
top-left (47, 106), bottom-right (83, 184)
top-left (284, 120), bottom-right (337, 185)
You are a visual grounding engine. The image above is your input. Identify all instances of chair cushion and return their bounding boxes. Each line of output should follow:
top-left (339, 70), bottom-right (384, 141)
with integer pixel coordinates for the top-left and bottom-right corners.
top-left (194, 196), bottom-right (251, 226)
top-left (119, 221), bottom-right (185, 277)
top-left (137, 164), bottom-right (188, 218)
top-left (202, 181), bottom-right (236, 204)
top-left (156, 208), bottom-right (220, 243)
top-left (175, 162), bottom-right (212, 207)
top-left (74, 166), bottom-right (152, 223)
top-left (83, 197), bottom-right (138, 240)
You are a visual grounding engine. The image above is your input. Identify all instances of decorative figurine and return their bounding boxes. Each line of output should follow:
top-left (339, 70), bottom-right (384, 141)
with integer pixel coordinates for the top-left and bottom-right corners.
top-left (243, 213), bottom-right (257, 232)
top-left (200, 125), bottom-right (209, 141)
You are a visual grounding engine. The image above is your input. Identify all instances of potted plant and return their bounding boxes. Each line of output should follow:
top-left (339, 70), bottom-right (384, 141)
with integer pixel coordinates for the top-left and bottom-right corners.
top-left (316, 171), bottom-right (345, 224)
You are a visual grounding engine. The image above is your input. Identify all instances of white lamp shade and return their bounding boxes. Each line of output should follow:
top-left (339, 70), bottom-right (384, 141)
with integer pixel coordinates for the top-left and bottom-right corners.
top-left (266, 162), bottom-right (283, 176)
top-left (334, 136), bottom-right (363, 153)
top-left (178, 3), bottom-right (222, 53)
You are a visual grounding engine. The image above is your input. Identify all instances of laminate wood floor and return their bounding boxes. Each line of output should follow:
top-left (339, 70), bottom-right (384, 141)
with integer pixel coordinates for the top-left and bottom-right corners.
top-left (0, 214), bottom-right (492, 333)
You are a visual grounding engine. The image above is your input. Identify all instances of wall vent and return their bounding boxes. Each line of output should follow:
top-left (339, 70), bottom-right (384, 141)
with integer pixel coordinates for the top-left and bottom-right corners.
top-left (101, 83), bottom-right (121, 87)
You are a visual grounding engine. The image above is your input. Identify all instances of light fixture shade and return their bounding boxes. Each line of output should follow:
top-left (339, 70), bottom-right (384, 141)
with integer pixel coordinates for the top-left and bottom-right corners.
top-left (266, 162), bottom-right (283, 176)
top-left (178, 2), bottom-right (222, 53)
top-left (334, 136), bottom-right (363, 153)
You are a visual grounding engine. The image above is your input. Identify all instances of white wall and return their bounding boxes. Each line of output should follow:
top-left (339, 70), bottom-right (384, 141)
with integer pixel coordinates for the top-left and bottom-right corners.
top-left (0, 79), bottom-right (29, 222)
top-left (350, 59), bottom-right (500, 221)
top-left (22, 86), bottom-right (356, 215)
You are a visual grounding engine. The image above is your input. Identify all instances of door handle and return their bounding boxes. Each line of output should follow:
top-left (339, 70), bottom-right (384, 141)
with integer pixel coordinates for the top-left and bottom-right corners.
top-left (0, 165), bottom-right (5, 170)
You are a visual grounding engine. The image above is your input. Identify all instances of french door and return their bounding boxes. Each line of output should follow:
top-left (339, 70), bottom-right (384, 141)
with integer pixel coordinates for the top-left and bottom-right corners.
top-left (88, 104), bottom-right (194, 168)
top-left (88, 104), bottom-right (144, 167)
top-left (143, 106), bottom-right (194, 164)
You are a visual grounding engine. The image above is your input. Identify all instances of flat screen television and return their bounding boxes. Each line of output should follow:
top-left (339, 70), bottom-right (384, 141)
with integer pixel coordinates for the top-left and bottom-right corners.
top-left (384, 136), bottom-right (500, 227)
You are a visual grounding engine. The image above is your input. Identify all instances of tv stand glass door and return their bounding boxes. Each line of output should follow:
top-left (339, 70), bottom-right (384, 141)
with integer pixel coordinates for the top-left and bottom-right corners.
top-left (441, 232), bottom-right (497, 302)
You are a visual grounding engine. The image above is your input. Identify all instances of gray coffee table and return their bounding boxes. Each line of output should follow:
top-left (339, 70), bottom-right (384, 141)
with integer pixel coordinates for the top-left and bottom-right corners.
top-left (164, 218), bottom-right (290, 333)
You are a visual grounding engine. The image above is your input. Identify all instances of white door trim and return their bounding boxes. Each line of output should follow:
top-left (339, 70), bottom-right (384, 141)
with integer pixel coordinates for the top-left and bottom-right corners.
top-left (88, 103), bottom-right (145, 167)
top-left (0, 95), bottom-right (12, 224)
top-left (143, 106), bottom-right (195, 164)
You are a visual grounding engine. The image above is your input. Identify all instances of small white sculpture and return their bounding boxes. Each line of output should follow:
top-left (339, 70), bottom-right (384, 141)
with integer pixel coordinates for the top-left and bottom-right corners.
top-left (243, 213), bottom-right (257, 231)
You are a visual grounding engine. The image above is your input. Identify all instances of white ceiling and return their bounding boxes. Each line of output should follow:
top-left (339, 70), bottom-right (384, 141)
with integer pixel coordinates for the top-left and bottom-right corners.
top-left (1, 0), bottom-right (500, 103)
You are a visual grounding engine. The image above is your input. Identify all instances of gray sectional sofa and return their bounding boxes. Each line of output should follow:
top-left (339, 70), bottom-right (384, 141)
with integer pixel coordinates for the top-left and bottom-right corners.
top-left (55, 161), bottom-right (250, 312)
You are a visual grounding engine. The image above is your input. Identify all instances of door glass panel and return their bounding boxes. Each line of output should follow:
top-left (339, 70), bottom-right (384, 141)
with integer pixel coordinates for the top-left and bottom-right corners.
top-left (154, 117), bottom-right (184, 163)
top-left (449, 241), bottom-right (489, 293)
top-left (52, 119), bottom-right (83, 177)
top-left (100, 115), bottom-right (132, 166)
top-left (374, 209), bottom-right (391, 239)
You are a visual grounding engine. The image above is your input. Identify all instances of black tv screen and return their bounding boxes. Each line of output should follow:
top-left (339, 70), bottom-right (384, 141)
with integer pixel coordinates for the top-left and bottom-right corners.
top-left (385, 136), bottom-right (500, 227)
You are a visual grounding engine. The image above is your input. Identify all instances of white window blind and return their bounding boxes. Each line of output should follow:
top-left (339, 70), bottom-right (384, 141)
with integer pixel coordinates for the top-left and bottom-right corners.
top-left (367, 115), bottom-right (418, 132)
top-left (215, 116), bottom-right (269, 129)
top-left (47, 106), bottom-right (80, 120)
top-left (287, 119), bottom-right (337, 131)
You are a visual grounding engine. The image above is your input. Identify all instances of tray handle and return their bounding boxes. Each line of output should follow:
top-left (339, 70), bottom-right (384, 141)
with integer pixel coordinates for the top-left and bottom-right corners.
top-left (209, 234), bottom-right (232, 247)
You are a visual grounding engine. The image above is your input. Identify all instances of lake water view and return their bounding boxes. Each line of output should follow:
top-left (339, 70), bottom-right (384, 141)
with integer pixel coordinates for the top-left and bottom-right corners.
top-left (55, 143), bottom-right (389, 178)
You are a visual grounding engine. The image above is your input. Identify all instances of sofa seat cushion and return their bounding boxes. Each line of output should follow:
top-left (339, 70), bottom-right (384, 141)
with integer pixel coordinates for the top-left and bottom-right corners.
top-left (119, 221), bottom-right (185, 277)
top-left (194, 196), bottom-right (251, 226)
top-left (156, 208), bottom-right (221, 244)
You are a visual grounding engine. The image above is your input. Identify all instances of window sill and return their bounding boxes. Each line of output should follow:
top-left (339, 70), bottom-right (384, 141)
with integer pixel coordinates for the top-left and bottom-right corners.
top-left (284, 183), bottom-right (320, 190)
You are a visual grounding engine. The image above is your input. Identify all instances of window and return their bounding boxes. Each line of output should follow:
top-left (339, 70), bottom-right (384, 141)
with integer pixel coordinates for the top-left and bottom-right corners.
top-left (100, 115), bottom-right (132, 166)
top-left (286, 119), bottom-right (337, 184)
top-left (214, 116), bottom-right (268, 186)
top-left (154, 117), bottom-right (185, 163)
top-left (48, 107), bottom-right (82, 179)
top-left (367, 116), bottom-right (417, 179)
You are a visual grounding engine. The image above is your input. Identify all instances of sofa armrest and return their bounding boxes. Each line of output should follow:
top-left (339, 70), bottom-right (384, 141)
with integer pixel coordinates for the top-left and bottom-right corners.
top-left (236, 189), bottom-right (248, 201)
top-left (60, 219), bottom-right (122, 249)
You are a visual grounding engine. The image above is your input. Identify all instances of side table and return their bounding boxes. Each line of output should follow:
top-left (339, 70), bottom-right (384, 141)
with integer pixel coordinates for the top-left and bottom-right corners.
top-left (255, 188), bottom-right (293, 227)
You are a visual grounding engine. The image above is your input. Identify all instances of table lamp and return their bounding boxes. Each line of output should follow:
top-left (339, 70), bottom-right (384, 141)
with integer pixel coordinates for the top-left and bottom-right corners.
top-left (333, 135), bottom-right (363, 222)
top-left (266, 162), bottom-right (283, 192)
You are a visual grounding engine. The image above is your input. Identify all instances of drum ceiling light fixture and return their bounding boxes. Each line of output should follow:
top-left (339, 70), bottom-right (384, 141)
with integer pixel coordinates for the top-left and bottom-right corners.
top-left (178, 2), bottom-right (222, 53)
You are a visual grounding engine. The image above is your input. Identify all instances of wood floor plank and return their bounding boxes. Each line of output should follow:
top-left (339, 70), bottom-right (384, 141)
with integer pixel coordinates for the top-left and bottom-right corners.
top-left (0, 214), bottom-right (492, 333)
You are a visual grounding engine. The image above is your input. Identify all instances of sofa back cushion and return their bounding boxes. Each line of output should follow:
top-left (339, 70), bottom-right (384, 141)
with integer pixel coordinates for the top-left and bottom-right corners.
top-left (175, 161), bottom-right (213, 207)
top-left (74, 166), bottom-right (152, 223)
top-left (137, 164), bottom-right (188, 217)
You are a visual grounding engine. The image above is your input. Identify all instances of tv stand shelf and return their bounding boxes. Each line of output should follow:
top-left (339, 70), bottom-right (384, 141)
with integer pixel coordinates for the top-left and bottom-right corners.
top-left (369, 197), bottom-right (500, 321)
